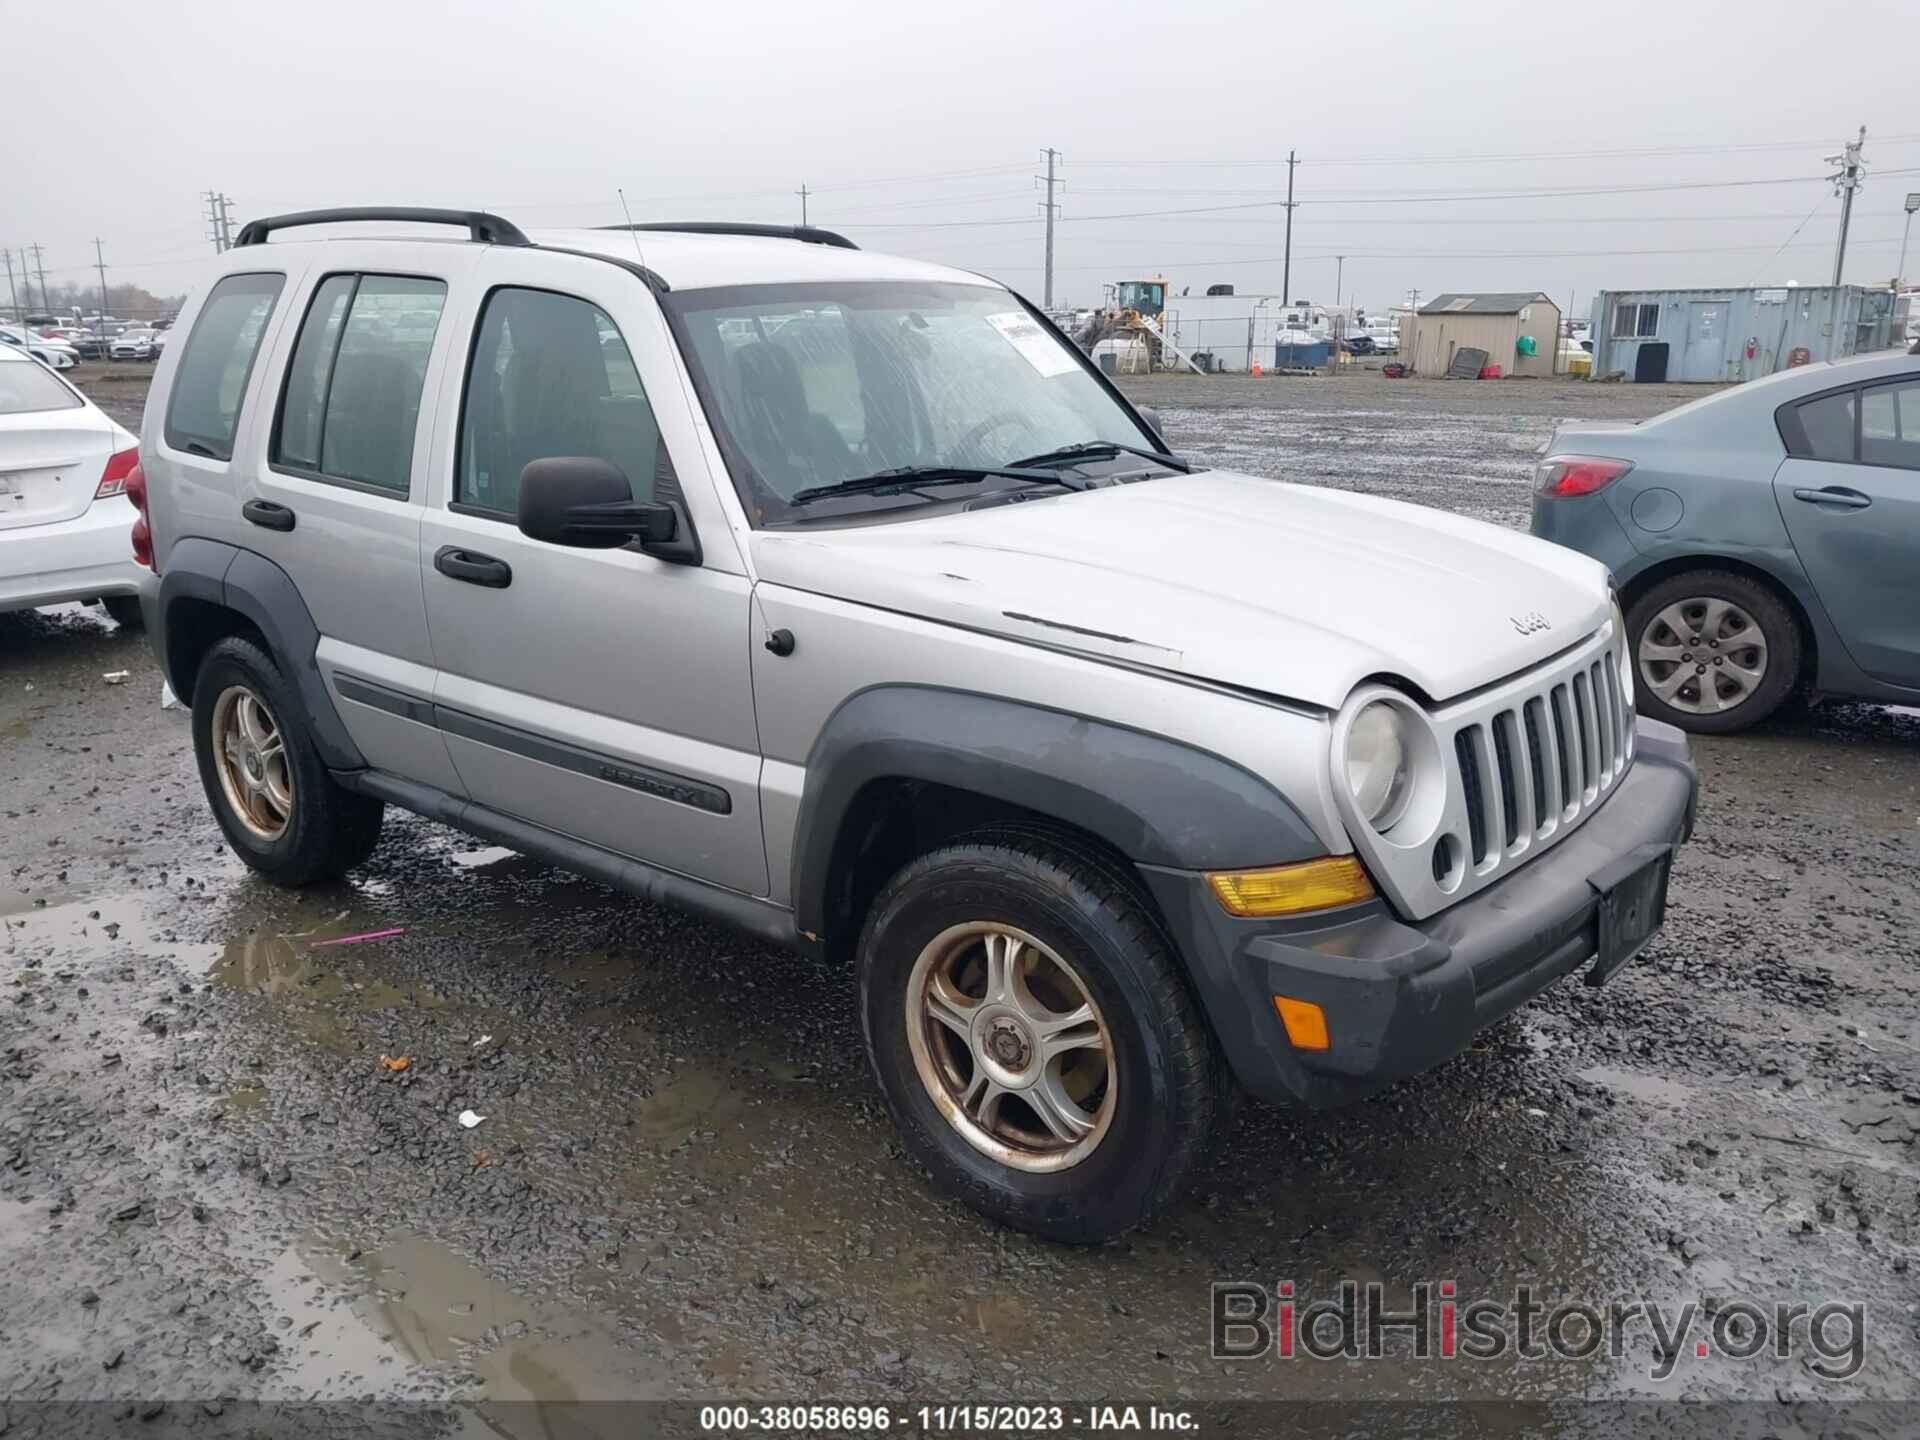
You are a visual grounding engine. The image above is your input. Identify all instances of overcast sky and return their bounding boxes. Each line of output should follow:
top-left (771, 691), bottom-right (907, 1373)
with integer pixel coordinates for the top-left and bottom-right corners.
top-left (10, 0), bottom-right (1919, 317)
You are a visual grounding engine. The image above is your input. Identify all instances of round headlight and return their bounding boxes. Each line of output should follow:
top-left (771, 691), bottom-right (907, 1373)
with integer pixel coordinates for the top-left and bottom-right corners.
top-left (1346, 701), bottom-right (1413, 831)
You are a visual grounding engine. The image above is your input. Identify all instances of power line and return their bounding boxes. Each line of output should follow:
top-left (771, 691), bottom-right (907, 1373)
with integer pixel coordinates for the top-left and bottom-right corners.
top-left (1073, 133), bottom-right (1920, 168)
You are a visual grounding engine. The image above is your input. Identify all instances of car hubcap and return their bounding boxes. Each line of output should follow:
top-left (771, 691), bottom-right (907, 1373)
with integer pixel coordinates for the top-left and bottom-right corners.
top-left (905, 922), bottom-right (1116, 1173)
top-left (212, 686), bottom-right (293, 840)
top-left (1638, 598), bottom-right (1768, 716)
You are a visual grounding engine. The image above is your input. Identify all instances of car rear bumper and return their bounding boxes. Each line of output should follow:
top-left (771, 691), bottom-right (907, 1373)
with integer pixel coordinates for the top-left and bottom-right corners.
top-left (1141, 717), bottom-right (1697, 1108)
top-left (0, 495), bottom-right (144, 611)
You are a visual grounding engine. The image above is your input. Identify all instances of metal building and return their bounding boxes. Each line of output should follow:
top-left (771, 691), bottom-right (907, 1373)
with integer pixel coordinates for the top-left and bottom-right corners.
top-left (1587, 285), bottom-right (1901, 383)
top-left (1400, 293), bottom-right (1561, 377)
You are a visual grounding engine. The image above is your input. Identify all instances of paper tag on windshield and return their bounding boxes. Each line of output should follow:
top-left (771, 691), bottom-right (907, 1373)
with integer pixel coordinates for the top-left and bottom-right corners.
top-left (985, 312), bottom-right (1079, 378)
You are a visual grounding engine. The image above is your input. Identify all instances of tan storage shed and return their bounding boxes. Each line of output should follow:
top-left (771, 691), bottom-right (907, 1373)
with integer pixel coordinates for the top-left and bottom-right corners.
top-left (1403, 293), bottom-right (1561, 377)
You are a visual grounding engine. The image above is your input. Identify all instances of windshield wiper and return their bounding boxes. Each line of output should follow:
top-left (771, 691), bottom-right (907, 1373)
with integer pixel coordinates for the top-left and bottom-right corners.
top-left (788, 464), bottom-right (1083, 507)
top-left (1006, 440), bottom-right (1191, 474)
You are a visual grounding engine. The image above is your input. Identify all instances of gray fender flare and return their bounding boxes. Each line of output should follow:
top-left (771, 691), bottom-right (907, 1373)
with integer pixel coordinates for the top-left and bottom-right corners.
top-left (789, 685), bottom-right (1324, 936)
top-left (156, 538), bottom-right (365, 771)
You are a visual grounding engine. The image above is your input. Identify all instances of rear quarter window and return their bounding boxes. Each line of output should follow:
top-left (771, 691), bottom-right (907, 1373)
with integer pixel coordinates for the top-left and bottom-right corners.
top-left (164, 273), bottom-right (284, 461)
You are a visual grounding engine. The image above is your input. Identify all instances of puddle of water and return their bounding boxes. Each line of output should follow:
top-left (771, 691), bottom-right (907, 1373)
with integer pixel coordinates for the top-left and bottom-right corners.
top-left (629, 1059), bottom-right (749, 1146)
top-left (266, 1230), bottom-right (663, 1424)
top-left (0, 892), bottom-right (223, 969)
top-left (209, 929), bottom-right (443, 1011)
top-left (1576, 1064), bottom-right (1697, 1108)
top-left (224, 1080), bottom-right (269, 1114)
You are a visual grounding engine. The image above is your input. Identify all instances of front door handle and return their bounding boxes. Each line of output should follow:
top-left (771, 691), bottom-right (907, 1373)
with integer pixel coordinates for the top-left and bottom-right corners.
top-left (242, 499), bottom-right (296, 531)
top-left (434, 545), bottom-right (512, 588)
top-left (1791, 485), bottom-right (1872, 510)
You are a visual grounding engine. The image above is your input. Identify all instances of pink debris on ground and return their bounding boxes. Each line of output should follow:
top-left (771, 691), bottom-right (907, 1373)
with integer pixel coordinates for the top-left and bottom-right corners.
top-left (309, 928), bottom-right (406, 948)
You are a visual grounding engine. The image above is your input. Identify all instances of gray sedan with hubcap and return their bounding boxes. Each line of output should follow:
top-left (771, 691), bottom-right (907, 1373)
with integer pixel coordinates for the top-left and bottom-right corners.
top-left (1531, 349), bottom-right (1920, 733)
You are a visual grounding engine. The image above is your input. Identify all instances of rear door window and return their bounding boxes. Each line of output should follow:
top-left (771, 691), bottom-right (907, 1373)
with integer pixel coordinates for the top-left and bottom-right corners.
top-left (1861, 379), bottom-right (1920, 472)
top-left (164, 273), bottom-right (284, 460)
top-left (271, 274), bottom-right (448, 495)
top-left (1789, 389), bottom-right (1857, 462)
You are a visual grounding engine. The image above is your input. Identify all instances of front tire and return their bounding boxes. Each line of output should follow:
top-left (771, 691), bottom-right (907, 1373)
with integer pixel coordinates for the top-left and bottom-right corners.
top-left (1625, 570), bottom-right (1801, 734)
top-left (191, 636), bottom-right (384, 884)
top-left (858, 829), bottom-right (1223, 1244)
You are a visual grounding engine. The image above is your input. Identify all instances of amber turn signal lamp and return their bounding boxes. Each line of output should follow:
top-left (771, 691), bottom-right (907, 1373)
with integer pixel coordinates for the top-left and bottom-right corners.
top-left (1273, 995), bottom-right (1330, 1052)
top-left (1206, 856), bottom-right (1375, 917)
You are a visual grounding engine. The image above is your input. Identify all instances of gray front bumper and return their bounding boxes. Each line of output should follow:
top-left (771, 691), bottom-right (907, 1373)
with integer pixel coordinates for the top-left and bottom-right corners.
top-left (1141, 717), bottom-right (1698, 1108)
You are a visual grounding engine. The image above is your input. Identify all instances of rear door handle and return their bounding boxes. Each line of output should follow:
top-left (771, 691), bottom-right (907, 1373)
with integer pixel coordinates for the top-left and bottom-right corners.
top-left (1791, 485), bottom-right (1872, 510)
top-left (242, 499), bottom-right (296, 531)
top-left (434, 545), bottom-right (512, 589)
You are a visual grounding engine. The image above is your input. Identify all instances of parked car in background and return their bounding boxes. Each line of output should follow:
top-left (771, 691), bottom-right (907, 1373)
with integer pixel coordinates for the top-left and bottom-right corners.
top-left (109, 329), bottom-right (158, 362)
top-left (0, 326), bottom-right (79, 371)
top-left (138, 206), bottom-right (1695, 1243)
top-left (1531, 349), bottom-right (1920, 733)
top-left (69, 331), bottom-right (107, 360)
top-left (1365, 320), bottom-right (1399, 354)
top-left (0, 344), bottom-right (145, 626)
top-left (1342, 332), bottom-right (1376, 356)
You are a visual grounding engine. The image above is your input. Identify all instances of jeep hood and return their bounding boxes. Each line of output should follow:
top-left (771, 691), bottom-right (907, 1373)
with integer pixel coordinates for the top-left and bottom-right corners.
top-left (750, 471), bottom-right (1611, 710)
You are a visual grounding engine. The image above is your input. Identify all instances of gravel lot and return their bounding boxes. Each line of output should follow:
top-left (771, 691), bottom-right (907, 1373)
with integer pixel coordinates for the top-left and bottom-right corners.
top-left (3, 368), bottom-right (1917, 1435)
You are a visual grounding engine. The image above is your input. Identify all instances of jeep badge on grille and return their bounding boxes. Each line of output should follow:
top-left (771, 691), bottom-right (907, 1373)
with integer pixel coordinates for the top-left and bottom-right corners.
top-left (1510, 611), bottom-right (1552, 635)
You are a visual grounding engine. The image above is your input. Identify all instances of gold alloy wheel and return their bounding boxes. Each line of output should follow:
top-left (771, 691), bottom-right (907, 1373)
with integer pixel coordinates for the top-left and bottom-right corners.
top-left (211, 685), bottom-right (293, 841)
top-left (905, 922), bottom-right (1116, 1172)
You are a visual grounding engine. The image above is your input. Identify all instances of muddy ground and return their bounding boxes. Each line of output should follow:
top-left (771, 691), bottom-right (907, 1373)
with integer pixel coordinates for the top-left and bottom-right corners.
top-left (2, 369), bottom-right (1917, 1436)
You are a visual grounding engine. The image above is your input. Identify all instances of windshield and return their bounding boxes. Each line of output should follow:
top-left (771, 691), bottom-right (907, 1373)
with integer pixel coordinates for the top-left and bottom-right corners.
top-left (665, 281), bottom-right (1162, 524)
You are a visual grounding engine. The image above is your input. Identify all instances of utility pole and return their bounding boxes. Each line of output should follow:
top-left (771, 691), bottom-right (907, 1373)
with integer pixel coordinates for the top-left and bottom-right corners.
top-left (2, 250), bottom-right (18, 328)
top-left (1335, 254), bottom-right (1345, 312)
top-left (1281, 150), bottom-right (1298, 304)
top-left (94, 239), bottom-right (110, 323)
top-left (27, 243), bottom-right (49, 315)
top-left (1037, 147), bottom-right (1061, 310)
top-left (796, 184), bottom-right (809, 226)
top-left (1827, 126), bottom-right (1866, 286)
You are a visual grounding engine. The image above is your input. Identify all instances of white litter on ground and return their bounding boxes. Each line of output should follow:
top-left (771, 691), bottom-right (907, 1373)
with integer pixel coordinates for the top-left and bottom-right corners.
top-left (458, 1109), bottom-right (486, 1129)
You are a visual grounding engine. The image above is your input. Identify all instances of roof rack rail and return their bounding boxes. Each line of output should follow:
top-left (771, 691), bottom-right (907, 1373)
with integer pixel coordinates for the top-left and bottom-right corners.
top-left (602, 221), bottom-right (858, 251)
top-left (232, 207), bottom-right (531, 249)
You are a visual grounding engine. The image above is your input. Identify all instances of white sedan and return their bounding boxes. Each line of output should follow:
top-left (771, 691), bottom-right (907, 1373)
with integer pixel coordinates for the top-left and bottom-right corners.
top-left (108, 330), bottom-right (158, 362)
top-left (0, 345), bottom-right (147, 626)
top-left (0, 326), bottom-right (79, 371)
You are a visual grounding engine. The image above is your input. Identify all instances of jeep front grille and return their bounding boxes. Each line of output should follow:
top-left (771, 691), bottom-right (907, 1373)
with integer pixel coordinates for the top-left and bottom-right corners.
top-left (1449, 647), bottom-right (1632, 880)
top-left (1332, 622), bottom-right (1635, 921)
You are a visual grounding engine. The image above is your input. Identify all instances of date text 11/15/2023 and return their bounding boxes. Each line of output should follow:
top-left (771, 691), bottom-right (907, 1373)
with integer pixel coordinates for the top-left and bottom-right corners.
top-left (698, 1404), bottom-right (1200, 1432)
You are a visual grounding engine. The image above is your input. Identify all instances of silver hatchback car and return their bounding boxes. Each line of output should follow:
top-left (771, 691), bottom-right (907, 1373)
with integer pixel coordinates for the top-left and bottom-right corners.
top-left (1532, 350), bottom-right (1920, 733)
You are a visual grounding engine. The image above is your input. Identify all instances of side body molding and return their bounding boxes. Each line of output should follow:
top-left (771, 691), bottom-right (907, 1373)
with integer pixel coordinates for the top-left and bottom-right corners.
top-left (154, 538), bottom-right (366, 772)
top-left (789, 685), bottom-right (1325, 936)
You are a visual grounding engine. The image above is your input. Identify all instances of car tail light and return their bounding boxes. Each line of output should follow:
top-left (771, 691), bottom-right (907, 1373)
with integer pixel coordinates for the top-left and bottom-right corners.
top-left (1535, 455), bottom-right (1633, 499)
top-left (95, 446), bottom-right (139, 499)
top-left (124, 457), bottom-right (153, 568)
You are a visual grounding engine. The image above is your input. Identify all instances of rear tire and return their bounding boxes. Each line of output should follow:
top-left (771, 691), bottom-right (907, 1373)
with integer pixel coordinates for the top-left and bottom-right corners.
top-left (191, 636), bottom-right (384, 884)
top-left (102, 595), bottom-right (143, 629)
top-left (1625, 570), bottom-right (1801, 735)
top-left (857, 827), bottom-right (1223, 1244)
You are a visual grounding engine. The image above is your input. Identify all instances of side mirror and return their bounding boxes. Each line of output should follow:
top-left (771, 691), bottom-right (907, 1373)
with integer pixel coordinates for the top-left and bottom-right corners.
top-left (516, 457), bottom-right (700, 564)
top-left (1136, 406), bottom-right (1166, 443)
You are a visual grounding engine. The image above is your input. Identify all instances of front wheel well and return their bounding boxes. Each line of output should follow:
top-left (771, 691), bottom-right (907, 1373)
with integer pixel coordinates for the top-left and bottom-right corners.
top-left (818, 779), bottom-right (1169, 967)
top-left (1619, 555), bottom-right (1816, 688)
